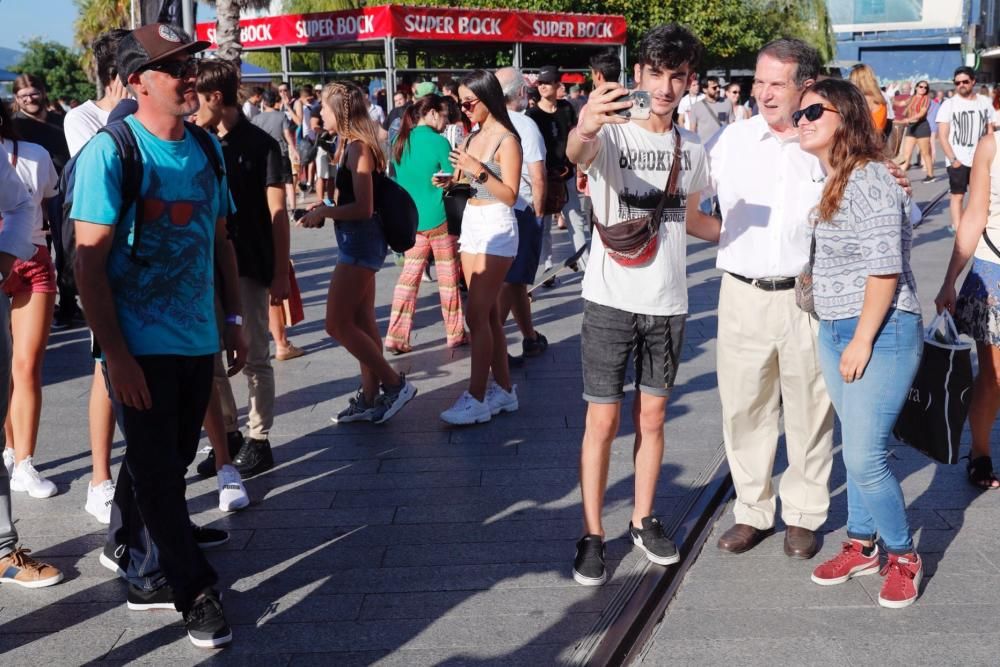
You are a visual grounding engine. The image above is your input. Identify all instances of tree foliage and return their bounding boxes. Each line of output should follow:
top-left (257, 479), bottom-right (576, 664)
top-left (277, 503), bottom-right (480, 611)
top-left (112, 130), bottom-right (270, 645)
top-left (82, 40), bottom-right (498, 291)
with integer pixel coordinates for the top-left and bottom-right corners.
top-left (73, 0), bottom-right (130, 80)
top-left (12, 39), bottom-right (94, 103)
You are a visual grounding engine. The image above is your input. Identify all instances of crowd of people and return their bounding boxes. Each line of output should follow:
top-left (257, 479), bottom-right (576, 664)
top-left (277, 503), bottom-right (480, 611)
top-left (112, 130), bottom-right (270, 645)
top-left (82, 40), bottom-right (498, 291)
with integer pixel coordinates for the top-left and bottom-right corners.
top-left (1, 17), bottom-right (999, 653)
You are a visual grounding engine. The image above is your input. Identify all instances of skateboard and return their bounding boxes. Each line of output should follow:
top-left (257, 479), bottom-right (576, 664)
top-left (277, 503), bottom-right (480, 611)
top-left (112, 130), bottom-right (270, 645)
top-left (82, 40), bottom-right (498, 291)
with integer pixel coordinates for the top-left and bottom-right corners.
top-left (528, 244), bottom-right (589, 294)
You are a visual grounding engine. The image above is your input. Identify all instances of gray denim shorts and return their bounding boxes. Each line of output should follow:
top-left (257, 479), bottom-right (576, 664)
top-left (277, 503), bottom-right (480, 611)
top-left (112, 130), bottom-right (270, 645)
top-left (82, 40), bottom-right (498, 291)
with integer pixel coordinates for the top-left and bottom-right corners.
top-left (581, 300), bottom-right (686, 403)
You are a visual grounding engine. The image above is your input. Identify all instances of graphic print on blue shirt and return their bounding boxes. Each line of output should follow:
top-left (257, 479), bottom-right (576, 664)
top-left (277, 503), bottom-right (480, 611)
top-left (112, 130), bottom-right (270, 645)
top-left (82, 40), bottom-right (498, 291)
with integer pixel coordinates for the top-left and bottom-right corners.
top-left (69, 116), bottom-right (229, 357)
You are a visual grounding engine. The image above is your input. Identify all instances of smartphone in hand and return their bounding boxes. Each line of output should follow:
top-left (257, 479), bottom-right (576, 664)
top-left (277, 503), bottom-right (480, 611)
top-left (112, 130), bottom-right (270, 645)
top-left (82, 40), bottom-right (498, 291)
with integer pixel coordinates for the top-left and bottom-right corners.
top-left (613, 91), bottom-right (652, 120)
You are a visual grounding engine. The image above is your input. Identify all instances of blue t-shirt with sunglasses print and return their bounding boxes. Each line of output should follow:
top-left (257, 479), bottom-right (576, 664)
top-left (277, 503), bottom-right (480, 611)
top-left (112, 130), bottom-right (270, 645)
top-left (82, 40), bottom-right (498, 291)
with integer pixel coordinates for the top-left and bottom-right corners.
top-left (70, 115), bottom-right (232, 357)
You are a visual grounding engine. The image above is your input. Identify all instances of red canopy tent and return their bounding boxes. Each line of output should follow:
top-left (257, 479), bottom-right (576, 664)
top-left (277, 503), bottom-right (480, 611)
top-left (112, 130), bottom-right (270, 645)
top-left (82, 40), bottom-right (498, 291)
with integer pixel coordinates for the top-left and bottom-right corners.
top-left (196, 4), bottom-right (627, 100)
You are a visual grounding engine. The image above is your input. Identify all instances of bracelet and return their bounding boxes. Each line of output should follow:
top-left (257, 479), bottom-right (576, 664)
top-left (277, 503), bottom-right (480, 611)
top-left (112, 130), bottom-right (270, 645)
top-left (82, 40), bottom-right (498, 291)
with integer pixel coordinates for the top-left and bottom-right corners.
top-left (225, 314), bottom-right (244, 326)
top-left (575, 128), bottom-right (598, 143)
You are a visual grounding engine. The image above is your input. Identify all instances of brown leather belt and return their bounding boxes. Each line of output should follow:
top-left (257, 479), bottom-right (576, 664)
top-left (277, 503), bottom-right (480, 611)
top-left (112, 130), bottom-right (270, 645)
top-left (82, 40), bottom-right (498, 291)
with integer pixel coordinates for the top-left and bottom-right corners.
top-left (728, 272), bottom-right (796, 291)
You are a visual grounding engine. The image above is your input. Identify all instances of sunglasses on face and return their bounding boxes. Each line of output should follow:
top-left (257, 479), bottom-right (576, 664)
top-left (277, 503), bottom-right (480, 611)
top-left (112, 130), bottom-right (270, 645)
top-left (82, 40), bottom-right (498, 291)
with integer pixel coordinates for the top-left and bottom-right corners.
top-left (917, 85), bottom-right (928, 90)
top-left (954, 78), bottom-right (972, 85)
top-left (460, 98), bottom-right (480, 111)
top-left (142, 59), bottom-right (198, 79)
top-left (791, 102), bottom-right (840, 128)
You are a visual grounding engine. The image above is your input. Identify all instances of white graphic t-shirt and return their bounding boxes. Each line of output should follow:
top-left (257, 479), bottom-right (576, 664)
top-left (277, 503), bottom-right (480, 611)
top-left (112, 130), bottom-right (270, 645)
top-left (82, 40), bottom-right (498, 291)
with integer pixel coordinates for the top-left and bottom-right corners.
top-left (582, 123), bottom-right (709, 316)
top-left (936, 94), bottom-right (994, 166)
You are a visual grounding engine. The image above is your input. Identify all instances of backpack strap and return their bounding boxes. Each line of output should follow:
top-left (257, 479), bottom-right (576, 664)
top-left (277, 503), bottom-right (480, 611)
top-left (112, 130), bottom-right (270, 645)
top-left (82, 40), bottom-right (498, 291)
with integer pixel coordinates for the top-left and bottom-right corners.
top-left (8, 139), bottom-right (17, 168)
top-left (184, 121), bottom-right (224, 184)
top-left (98, 120), bottom-right (145, 263)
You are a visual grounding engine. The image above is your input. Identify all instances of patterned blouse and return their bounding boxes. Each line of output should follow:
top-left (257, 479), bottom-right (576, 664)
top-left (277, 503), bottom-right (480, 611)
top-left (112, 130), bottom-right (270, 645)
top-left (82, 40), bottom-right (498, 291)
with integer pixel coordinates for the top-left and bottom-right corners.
top-left (813, 162), bottom-right (921, 321)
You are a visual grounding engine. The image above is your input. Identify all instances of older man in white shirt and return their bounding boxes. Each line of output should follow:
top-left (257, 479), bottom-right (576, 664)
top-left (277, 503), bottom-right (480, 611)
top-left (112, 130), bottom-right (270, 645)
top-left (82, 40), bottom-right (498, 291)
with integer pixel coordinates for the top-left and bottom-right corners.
top-left (707, 39), bottom-right (834, 560)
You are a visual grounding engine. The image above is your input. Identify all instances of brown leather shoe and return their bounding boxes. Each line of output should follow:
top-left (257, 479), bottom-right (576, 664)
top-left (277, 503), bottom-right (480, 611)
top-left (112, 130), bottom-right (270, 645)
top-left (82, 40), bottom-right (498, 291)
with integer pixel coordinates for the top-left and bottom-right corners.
top-left (717, 523), bottom-right (773, 554)
top-left (783, 526), bottom-right (819, 559)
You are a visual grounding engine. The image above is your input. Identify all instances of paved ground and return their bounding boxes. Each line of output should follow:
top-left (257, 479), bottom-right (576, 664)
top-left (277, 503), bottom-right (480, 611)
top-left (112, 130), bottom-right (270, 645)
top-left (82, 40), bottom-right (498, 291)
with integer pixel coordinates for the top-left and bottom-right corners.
top-left (0, 203), bottom-right (726, 664)
top-left (640, 171), bottom-right (1000, 666)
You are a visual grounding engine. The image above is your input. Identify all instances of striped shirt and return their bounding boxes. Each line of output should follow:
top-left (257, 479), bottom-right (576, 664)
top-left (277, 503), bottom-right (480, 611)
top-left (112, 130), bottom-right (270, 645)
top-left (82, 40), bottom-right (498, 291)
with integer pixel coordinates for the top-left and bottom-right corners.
top-left (813, 163), bottom-right (920, 321)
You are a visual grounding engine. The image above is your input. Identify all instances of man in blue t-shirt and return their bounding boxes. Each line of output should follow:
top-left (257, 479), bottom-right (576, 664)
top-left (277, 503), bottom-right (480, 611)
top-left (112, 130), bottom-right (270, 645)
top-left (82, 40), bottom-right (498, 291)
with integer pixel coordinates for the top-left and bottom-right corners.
top-left (71, 24), bottom-right (246, 649)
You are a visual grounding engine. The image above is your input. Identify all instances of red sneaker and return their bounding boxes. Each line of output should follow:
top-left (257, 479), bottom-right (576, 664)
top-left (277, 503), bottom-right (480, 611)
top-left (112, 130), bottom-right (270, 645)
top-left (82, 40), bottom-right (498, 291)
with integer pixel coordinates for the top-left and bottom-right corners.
top-left (878, 552), bottom-right (922, 608)
top-left (811, 540), bottom-right (880, 586)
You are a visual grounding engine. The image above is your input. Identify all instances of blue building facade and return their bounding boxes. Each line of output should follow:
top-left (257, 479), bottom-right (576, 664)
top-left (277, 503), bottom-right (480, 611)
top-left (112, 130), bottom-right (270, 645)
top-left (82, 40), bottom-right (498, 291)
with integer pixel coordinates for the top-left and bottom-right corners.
top-left (829, 0), bottom-right (1000, 82)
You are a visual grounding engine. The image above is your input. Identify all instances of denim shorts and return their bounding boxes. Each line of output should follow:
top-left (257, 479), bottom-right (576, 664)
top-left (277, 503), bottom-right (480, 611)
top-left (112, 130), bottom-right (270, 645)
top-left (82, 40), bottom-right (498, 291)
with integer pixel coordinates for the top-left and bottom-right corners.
top-left (505, 206), bottom-right (542, 284)
top-left (335, 218), bottom-right (388, 272)
top-left (581, 300), bottom-right (687, 403)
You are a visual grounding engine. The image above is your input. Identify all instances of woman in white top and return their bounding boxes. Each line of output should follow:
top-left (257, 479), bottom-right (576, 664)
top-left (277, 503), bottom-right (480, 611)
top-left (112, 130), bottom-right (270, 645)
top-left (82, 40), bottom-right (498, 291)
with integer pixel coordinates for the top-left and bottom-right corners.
top-left (725, 83), bottom-right (750, 121)
top-left (936, 130), bottom-right (1000, 490)
top-left (0, 102), bottom-right (59, 499)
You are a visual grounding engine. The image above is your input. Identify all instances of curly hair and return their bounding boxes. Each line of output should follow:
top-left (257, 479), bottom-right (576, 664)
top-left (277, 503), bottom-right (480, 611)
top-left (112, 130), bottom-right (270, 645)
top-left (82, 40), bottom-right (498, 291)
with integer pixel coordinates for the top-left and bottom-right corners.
top-left (810, 78), bottom-right (884, 223)
top-left (636, 24), bottom-right (704, 73)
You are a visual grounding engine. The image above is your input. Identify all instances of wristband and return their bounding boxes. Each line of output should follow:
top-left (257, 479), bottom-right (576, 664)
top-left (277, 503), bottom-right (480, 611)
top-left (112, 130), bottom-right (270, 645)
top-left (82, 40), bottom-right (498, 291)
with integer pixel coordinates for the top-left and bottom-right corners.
top-left (225, 314), bottom-right (244, 326)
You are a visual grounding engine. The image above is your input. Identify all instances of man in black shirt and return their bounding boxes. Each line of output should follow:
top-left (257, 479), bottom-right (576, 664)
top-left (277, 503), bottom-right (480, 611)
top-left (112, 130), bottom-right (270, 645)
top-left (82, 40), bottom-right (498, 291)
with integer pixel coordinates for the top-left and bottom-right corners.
top-left (527, 65), bottom-right (589, 281)
top-left (383, 89), bottom-right (411, 145)
top-left (12, 73), bottom-right (79, 326)
top-left (194, 61), bottom-right (290, 491)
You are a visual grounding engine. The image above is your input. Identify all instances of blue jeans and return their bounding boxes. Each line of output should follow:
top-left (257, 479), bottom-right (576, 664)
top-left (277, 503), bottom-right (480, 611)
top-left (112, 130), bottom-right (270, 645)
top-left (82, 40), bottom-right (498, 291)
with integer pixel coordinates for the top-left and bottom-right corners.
top-left (818, 309), bottom-right (922, 554)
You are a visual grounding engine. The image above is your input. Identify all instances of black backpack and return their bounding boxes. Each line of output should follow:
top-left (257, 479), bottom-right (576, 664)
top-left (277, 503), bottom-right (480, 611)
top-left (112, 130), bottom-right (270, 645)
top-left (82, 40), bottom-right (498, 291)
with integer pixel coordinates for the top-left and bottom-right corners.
top-left (60, 119), bottom-right (223, 287)
top-left (337, 139), bottom-right (417, 253)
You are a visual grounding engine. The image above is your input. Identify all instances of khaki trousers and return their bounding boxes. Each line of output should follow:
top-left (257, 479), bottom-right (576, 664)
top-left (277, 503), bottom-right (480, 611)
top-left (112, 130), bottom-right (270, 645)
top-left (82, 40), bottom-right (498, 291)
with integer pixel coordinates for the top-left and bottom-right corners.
top-left (214, 277), bottom-right (274, 440)
top-left (717, 273), bottom-right (834, 531)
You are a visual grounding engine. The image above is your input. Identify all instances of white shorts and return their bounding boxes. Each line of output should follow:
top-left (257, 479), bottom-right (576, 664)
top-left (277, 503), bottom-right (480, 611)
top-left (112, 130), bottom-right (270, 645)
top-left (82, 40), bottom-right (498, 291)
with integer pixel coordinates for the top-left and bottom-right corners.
top-left (458, 202), bottom-right (519, 257)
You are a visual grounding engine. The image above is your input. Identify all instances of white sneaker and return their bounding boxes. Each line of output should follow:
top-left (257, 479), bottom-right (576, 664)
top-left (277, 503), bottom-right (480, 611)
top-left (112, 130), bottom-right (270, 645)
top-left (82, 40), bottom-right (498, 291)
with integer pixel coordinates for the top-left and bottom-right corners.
top-left (10, 457), bottom-right (57, 498)
top-left (217, 465), bottom-right (249, 512)
top-left (440, 392), bottom-right (492, 425)
top-left (2, 448), bottom-right (12, 478)
top-left (485, 381), bottom-right (518, 416)
top-left (85, 479), bottom-right (115, 524)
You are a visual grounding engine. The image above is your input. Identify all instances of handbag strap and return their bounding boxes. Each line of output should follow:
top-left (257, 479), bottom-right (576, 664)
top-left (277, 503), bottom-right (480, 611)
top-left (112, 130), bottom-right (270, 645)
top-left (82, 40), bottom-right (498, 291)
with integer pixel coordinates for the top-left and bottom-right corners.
top-left (984, 229), bottom-right (1000, 260)
top-left (699, 99), bottom-right (729, 128)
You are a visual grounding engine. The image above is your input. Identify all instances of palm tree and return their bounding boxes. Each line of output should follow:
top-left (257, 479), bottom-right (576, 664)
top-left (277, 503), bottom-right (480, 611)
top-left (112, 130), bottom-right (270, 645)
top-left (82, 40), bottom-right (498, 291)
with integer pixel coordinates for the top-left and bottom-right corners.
top-left (202, 0), bottom-right (274, 65)
top-left (73, 0), bottom-right (130, 80)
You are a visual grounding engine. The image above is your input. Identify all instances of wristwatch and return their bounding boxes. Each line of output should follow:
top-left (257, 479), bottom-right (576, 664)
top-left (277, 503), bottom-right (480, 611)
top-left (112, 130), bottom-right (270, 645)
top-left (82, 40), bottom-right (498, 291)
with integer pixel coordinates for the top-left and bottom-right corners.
top-left (475, 164), bottom-right (489, 183)
top-left (225, 314), bottom-right (244, 326)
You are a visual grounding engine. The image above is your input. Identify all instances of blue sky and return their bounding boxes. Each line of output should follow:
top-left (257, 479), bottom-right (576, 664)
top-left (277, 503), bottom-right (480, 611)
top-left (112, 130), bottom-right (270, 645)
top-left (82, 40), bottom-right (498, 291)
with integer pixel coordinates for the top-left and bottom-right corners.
top-left (0, 0), bottom-right (218, 51)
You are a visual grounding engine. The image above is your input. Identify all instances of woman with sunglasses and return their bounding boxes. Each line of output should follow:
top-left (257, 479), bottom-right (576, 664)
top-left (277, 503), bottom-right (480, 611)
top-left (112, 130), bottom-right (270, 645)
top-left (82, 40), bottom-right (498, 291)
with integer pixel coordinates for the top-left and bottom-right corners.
top-left (725, 83), bottom-right (750, 121)
top-left (795, 79), bottom-right (924, 609)
top-left (384, 94), bottom-right (467, 354)
top-left (436, 70), bottom-right (523, 425)
top-left (299, 82), bottom-right (417, 424)
top-left (894, 80), bottom-right (935, 183)
top-left (0, 100), bottom-right (59, 499)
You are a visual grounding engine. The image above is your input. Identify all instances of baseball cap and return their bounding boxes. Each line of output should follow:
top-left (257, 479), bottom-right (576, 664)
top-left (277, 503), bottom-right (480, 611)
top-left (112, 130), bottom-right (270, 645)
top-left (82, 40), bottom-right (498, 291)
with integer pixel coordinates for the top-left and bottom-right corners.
top-left (537, 65), bottom-right (560, 84)
top-left (117, 23), bottom-right (210, 85)
top-left (414, 81), bottom-right (439, 99)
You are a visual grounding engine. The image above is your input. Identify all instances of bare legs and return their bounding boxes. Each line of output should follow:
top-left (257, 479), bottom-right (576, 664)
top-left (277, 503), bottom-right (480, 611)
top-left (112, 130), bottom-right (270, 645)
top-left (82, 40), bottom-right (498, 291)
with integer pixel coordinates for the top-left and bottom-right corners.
top-left (580, 392), bottom-right (669, 536)
top-left (460, 252), bottom-right (513, 401)
top-left (968, 342), bottom-right (1000, 487)
top-left (325, 263), bottom-right (400, 405)
top-left (4, 290), bottom-right (55, 464)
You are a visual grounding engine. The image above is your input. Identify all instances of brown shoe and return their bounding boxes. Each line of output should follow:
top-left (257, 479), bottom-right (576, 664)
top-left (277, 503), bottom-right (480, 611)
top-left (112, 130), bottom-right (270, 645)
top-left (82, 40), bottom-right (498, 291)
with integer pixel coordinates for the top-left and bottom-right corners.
top-left (0, 546), bottom-right (63, 588)
top-left (717, 523), bottom-right (773, 554)
top-left (275, 344), bottom-right (305, 361)
top-left (783, 526), bottom-right (819, 559)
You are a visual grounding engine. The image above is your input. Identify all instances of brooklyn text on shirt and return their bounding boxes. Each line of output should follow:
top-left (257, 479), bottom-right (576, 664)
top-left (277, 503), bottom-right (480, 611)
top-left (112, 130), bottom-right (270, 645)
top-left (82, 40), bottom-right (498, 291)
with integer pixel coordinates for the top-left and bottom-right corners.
top-left (618, 148), bottom-right (692, 172)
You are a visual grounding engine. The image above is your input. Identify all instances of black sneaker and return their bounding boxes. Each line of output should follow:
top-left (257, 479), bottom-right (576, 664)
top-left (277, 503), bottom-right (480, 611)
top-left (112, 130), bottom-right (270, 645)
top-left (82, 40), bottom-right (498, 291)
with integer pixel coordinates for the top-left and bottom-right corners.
top-left (629, 516), bottom-right (679, 565)
top-left (192, 523), bottom-right (230, 549)
top-left (522, 332), bottom-right (548, 358)
top-left (573, 535), bottom-right (607, 586)
top-left (184, 590), bottom-right (232, 648)
top-left (921, 176), bottom-right (936, 183)
top-left (99, 542), bottom-right (128, 577)
top-left (542, 275), bottom-right (558, 289)
top-left (196, 431), bottom-right (245, 478)
top-left (127, 583), bottom-right (177, 611)
top-left (232, 437), bottom-right (274, 478)
top-left (507, 353), bottom-right (525, 369)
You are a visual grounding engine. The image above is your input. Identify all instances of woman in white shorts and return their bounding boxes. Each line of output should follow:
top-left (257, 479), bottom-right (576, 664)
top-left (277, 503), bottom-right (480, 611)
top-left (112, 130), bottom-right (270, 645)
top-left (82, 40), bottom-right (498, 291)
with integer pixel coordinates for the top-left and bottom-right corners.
top-left (436, 70), bottom-right (523, 425)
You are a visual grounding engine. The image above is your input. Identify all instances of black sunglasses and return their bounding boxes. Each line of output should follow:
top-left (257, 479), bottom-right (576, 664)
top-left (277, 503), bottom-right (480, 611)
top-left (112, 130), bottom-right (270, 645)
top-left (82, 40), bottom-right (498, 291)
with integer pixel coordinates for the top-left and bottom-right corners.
top-left (142, 59), bottom-right (198, 79)
top-left (791, 102), bottom-right (840, 128)
top-left (954, 78), bottom-right (972, 85)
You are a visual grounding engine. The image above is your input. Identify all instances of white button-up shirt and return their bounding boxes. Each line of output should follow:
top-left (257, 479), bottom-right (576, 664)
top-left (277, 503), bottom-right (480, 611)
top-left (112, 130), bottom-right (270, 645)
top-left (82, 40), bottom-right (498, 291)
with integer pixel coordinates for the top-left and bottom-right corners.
top-left (708, 114), bottom-right (826, 279)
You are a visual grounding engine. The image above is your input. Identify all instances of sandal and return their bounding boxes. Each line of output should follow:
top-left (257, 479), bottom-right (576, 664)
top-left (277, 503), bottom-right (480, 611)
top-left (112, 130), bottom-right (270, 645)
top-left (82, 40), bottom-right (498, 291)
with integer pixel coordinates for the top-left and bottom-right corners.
top-left (275, 344), bottom-right (305, 361)
top-left (385, 345), bottom-right (411, 356)
top-left (965, 455), bottom-right (1000, 490)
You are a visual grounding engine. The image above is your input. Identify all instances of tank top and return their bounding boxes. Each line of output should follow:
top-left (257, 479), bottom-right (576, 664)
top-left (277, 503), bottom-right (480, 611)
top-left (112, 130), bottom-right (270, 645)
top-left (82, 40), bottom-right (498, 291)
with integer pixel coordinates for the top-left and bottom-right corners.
top-left (463, 131), bottom-right (516, 201)
top-left (976, 138), bottom-right (1000, 263)
top-left (871, 102), bottom-right (887, 132)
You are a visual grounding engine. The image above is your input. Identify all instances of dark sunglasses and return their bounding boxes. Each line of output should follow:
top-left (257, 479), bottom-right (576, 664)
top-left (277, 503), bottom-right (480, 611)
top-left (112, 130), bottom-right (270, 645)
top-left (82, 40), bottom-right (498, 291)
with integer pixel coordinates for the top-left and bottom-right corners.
top-left (142, 59), bottom-right (198, 79)
top-left (460, 98), bottom-right (480, 112)
top-left (954, 78), bottom-right (972, 85)
top-left (791, 102), bottom-right (840, 128)
top-left (916, 85), bottom-right (928, 89)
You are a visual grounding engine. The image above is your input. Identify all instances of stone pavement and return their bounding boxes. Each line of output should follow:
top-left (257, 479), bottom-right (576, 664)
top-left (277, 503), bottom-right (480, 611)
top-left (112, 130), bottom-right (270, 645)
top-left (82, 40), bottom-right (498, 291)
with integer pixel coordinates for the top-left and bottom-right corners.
top-left (1, 210), bottom-right (726, 664)
top-left (640, 173), bottom-right (1000, 666)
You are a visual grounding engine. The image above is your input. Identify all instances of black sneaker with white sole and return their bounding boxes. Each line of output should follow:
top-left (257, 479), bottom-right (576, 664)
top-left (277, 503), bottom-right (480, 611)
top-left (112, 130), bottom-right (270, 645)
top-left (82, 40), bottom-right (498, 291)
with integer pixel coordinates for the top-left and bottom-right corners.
top-left (196, 431), bottom-right (245, 478)
top-left (127, 583), bottom-right (177, 611)
top-left (573, 535), bottom-right (607, 586)
top-left (192, 523), bottom-right (230, 549)
top-left (629, 516), bottom-right (679, 565)
top-left (184, 590), bottom-right (232, 649)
